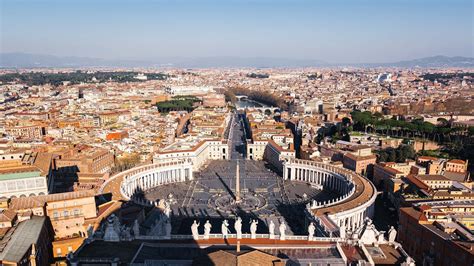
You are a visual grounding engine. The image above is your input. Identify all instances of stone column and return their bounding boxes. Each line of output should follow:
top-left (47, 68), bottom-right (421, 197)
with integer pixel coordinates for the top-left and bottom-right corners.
top-left (189, 167), bottom-right (194, 180)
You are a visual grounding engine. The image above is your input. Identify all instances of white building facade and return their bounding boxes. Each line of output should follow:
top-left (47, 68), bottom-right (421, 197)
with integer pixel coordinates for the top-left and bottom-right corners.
top-left (0, 169), bottom-right (48, 198)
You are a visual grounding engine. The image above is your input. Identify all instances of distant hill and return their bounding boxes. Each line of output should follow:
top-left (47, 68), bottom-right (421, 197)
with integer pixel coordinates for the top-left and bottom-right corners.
top-left (0, 53), bottom-right (328, 68)
top-left (0, 53), bottom-right (153, 68)
top-left (0, 53), bottom-right (472, 68)
top-left (380, 55), bottom-right (474, 68)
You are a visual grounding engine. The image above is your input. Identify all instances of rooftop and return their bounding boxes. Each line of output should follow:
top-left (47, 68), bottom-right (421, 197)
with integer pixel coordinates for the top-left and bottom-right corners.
top-left (0, 167), bottom-right (42, 181)
top-left (9, 190), bottom-right (96, 210)
top-left (0, 216), bottom-right (47, 263)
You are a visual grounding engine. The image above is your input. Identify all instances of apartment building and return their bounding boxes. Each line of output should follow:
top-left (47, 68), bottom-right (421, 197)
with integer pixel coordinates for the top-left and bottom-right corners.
top-left (8, 190), bottom-right (97, 239)
top-left (399, 202), bottom-right (474, 265)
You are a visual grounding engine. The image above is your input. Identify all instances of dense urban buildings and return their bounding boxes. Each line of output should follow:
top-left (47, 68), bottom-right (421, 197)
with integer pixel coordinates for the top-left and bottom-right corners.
top-left (0, 66), bottom-right (472, 266)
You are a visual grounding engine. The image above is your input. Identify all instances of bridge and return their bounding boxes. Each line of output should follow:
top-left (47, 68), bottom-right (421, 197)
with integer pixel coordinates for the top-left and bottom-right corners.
top-left (235, 95), bottom-right (248, 100)
top-left (236, 105), bottom-right (281, 113)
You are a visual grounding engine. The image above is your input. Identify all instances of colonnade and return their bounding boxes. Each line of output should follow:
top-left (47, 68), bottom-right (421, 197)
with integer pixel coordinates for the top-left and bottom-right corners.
top-left (284, 159), bottom-right (355, 208)
top-left (286, 165), bottom-right (352, 194)
top-left (329, 202), bottom-right (375, 232)
top-left (284, 159), bottom-right (377, 234)
top-left (119, 160), bottom-right (193, 200)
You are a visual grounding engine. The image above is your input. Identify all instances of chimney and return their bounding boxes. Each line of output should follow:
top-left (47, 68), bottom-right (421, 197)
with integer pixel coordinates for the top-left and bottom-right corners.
top-left (236, 240), bottom-right (241, 252)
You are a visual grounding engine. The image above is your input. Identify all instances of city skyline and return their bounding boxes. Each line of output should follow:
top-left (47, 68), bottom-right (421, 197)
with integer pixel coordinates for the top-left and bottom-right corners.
top-left (0, 1), bottom-right (473, 265)
top-left (1, 0), bottom-right (473, 64)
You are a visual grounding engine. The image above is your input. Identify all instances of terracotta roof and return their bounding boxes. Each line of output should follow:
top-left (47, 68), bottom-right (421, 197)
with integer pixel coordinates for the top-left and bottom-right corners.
top-left (0, 209), bottom-right (16, 223)
top-left (0, 166), bottom-right (41, 175)
top-left (32, 152), bottom-right (53, 175)
top-left (9, 190), bottom-right (95, 210)
top-left (343, 153), bottom-right (376, 161)
top-left (406, 174), bottom-right (430, 191)
top-left (400, 207), bottom-right (427, 222)
top-left (193, 249), bottom-right (283, 266)
top-left (417, 156), bottom-right (439, 161)
top-left (9, 197), bottom-right (45, 210)
top-left (447, 159), bottom-right (466, 164)
top-left (376, 164), bottom-right (403, 175)
top-left (416, 174), bottom-right (450, 181)
top-left (371, 244), bottom-right (406, 265)
top-left (419, 205), bottom-right (431, 211)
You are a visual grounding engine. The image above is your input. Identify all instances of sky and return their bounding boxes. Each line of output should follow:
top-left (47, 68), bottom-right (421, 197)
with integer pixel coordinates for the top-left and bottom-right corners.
top-left (0, 0), bottom-right (473, 63)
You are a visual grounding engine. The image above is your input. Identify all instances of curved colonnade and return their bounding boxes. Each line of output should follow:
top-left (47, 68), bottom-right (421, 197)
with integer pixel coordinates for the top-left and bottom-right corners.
top-left (116, 160), bottom-right (194, 202)
top-left (283, 159), bottom-right (377, 232)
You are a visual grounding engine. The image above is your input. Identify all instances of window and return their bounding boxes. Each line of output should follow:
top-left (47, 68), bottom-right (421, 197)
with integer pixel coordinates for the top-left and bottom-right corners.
top-left (53, 211), bottom-right (59, 218)
top-left (63, 210), bottom-right (69, 217)
top-left (56, 248), bottom-right (62, 256)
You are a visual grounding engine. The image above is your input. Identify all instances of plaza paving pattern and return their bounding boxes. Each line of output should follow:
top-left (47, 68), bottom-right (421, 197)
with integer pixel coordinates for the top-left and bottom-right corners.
top-left (144, 160), bottom-right (339, 236)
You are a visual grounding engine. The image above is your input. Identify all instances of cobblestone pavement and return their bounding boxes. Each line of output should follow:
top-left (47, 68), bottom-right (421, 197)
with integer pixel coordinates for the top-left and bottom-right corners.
top-left (145, 160), bottom-right (337, 235)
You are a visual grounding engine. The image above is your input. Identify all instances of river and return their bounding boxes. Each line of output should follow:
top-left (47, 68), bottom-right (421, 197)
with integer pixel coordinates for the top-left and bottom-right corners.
top-left (235, 98), bottom-right (269, 108)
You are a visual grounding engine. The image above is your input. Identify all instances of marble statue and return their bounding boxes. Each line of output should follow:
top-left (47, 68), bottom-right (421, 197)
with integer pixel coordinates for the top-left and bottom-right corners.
top-left (250, 219), bottom-right (258, 239)
top-left (339, 224), bottom-right (346, 239)
top-left (405, 257), bottom-right (415, 266)
top-left (133, 220), bottom-right (140, 237)
top-left (234, 217), bottom-right (242, 239)
top-left (164, 202), bottom-right (171, 218)
top-left (359, 218), bottom-right (382, 245)
top-left (221, 219), bottom-right (230, 238)
top-left (120, 224), bottom-right (131, 240)
top-left (352, 232), bottom-right (359, 240)
top-left (388, 226), bottom-right (397, 243)
top-left (378, 232), bottom-right (385, 243)
top-left (279, 221), bottom-right (287, 240)
top-left (103, 214), bottom-right (120, 242)
top-left (269, 220), bottom-right (275, 239)
top-left (308, 222), bottom-right (315, 241)
top-left (204, 220), bottom-right (212, 239)
top-left (191, 220), bottom-right (200, 240)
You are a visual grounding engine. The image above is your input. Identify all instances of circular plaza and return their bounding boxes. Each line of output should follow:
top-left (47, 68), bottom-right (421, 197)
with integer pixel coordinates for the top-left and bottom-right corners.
top-left (101, 157), bottom-right (376, 238)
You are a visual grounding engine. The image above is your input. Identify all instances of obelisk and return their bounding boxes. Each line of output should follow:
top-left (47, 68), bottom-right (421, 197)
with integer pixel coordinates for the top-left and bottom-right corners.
top-left (235, 160), bottom-right (241, 203)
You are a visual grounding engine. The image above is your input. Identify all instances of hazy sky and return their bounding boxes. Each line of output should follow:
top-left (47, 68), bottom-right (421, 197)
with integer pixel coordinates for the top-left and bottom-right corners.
top-left (1, 0), bottom-right (473, 63)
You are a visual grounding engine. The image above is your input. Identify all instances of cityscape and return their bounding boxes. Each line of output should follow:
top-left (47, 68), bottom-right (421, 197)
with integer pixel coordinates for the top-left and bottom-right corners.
top-left (0, 0), bottom-right (473, 265)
